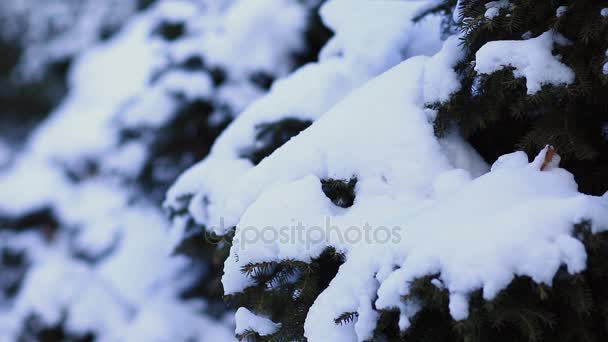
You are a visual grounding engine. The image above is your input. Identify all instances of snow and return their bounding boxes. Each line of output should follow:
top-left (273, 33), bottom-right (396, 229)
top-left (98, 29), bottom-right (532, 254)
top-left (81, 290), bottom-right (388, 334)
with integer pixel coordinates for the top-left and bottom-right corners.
top-left (423, 35), bottom-right (464, 103)
top-left (165, 0), bottom-right (444, 237)
top-left (210, 50), bottom-right (602, 342)
top-left (234, 307), bottom-right (281, 337)
top-left (453, 0), bottom-right (464, 23)
top-left (123, 295), bottom-right (236, 342)
top-left (201, 0), bottom-right (307, 76)
top-left (14, 257), bottom-right (131, 340)
top-left (0, 0), bottom-right (141, 79)
top-left (475, 30), bottom-right (575, 94)
top-left (484, 1), bottom-right (510, 19)
top-left (23, 7), bottom-right (161, 164)
top-left (319, 0), bottom-right (441, 74)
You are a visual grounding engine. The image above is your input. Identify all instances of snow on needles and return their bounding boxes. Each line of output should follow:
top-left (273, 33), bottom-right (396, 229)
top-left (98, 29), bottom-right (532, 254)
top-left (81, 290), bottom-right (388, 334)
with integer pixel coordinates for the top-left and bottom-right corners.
top-left (167, 28), bottom-right (608, 342)
top-left (220, 57), bottom-right (607, 341)
top-left (165, 0), bottom-right (444, 235)
top-left (475, 30), bottom-right (575, 94)
top-left (235, 308), bottom-right (281, 337)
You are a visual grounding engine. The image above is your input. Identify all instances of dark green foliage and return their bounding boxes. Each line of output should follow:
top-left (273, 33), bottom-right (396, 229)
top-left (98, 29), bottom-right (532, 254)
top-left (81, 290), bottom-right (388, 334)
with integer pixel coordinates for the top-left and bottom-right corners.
top-left (137, 0), bottom-right (157, 10)
top-left (209, 66), bottom-right (228, 87)
top-left (154, 20), bottom-right (186, 41)
top-left (321, 177), bottom-right (357, 208)
top-left (429, 0), bottom-right (608, 195)
top-left (0, 208), bottom-right (58, 303)
top-left (249, 71), bottom-right (276, 91)
top-left (61, 159), bottom-right (100, 184)
top-left (230, 248), bottom-right (344, 341)
top-left (240, 118), bottom-right (313, 165)
top-left (173, 221), bottom-right (234, 318)
top-left (180, 55), bottom-right (206, 71)
top-left (334, 311), bottom-right (359, 326)
top-left (18, 314), bottom-right (95, 342)
top-left (0, 39), bottom-right (69, 147)
top-left (0, 207), bottom-right (59, 236)
top-left (169, 116), bottom-right (314, 321)
top-left (292, 0), bottom-right (334, 67)
top-left (133, 98), bottom-right (229, 201)
top-left (0, 248), bottom-right (28, 301)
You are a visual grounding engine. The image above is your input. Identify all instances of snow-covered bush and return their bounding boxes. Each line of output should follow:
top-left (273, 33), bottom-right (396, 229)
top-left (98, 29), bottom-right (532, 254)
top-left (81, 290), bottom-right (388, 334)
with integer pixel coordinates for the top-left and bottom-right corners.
top-left (166, 0), bottom-right (608, 341)
top-left (0, 0), bottom-right (330, 340)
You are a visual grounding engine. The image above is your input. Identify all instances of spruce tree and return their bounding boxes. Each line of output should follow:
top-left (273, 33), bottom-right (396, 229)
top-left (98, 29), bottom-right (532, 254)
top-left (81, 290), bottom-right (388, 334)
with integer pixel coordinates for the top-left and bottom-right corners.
top-left (425, 0), bottom-right (608, 195)
top-left (165, 1), bottom-right (448, 340)
top-left (165, 1), bottom-right (608, 341)
top-left (379, 1), bottom-right (608, 340)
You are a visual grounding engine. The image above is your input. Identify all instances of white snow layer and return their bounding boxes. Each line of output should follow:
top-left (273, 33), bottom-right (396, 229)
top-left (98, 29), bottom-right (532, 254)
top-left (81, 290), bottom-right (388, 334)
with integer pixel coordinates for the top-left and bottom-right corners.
top-left (475, 30), bottom-right (575, 94)
top-left (165, 0), bottom-right (444, 234)
top-left (217, 56), bottom-right (607, 341)
top-left (235, 307), bottom-right (281, 337)
top-left (484, 0), bottom-right (511, 19)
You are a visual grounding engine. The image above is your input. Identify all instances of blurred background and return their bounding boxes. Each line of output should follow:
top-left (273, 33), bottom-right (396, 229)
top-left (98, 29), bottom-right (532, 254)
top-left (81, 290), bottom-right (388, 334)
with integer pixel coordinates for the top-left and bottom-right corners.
top-left (0, 0), bottom-right (330, 340)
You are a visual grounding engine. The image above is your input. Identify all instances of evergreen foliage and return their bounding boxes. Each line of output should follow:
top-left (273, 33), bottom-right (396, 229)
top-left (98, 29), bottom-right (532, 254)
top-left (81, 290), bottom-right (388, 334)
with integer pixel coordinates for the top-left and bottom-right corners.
top-left (370, 222), bottom-right (608, 341)
top-left (427, 0), bottom-right (608, 195)
top-left (169, 115), bottom-right (321, 317)
top-left (360, 1), bottom-right (608, 340)
top-left (241, 118), bottom-right (314, 165)
top-left (0, 39), bottom-right (68, 147)
top-left (223, 1), bottom-right (608, 341)
top-left (231, 248), bottom-right (344, 342)
top-left (321, 178), bottom-right (357, 208)
top-left (0, 249), bottom-right (28, 303)
top-left (18, 314), bottom-right (95, 342)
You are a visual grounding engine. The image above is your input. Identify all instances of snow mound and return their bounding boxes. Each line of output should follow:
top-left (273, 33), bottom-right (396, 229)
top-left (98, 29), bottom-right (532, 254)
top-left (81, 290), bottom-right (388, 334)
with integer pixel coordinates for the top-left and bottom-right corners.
top-left (165, 0), bottom-right (445, 237)
top-left (235, 307), bottom-right (281, 337)
top-left (475, 30), bottom-right (575, 94)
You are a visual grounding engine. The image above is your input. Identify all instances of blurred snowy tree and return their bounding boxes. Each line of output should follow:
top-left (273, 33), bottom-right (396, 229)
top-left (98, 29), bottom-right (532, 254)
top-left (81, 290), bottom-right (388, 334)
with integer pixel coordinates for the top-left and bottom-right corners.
top-left (0, 0), bottom-right (330, 340)
top-left (0, 0), bottom-right (148, 159)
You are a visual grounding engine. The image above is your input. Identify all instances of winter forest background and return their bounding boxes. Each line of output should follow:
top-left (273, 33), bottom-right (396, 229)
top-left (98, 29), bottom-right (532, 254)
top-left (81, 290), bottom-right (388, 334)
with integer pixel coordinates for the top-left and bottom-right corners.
top-left (0, 0), bottom-right (607, 341)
